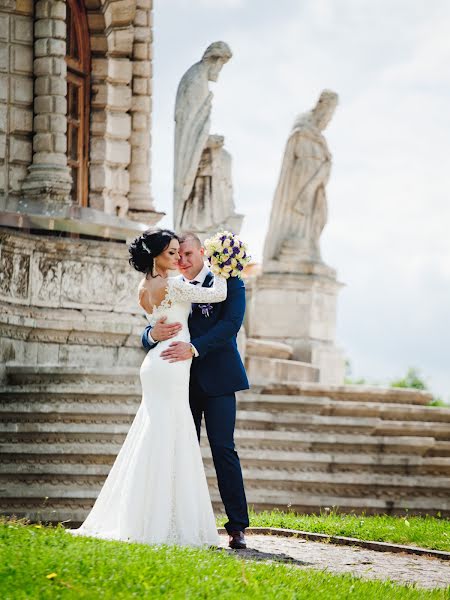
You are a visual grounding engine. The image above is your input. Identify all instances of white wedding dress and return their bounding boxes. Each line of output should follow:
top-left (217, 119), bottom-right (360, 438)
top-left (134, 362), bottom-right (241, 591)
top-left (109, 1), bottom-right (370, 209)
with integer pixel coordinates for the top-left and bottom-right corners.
top-left (69, 275), bottom-right (227, 547)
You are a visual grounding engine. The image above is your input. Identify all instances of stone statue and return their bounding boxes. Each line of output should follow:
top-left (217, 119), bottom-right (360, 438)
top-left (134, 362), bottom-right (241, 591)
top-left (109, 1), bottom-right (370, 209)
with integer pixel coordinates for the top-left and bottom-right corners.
top-left (263, 90), bottom-right (339, 269)
top-left (173, 41), bottom-right (232, 231)
top-left (180, 134), bottom-right (243, 237)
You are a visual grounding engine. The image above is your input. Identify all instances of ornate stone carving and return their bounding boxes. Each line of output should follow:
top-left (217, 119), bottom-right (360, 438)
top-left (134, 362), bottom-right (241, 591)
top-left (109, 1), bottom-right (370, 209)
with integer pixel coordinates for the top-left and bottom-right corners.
top-left (33, 255), bottom-right (62, 304)
top-left (0, 250), bottom-right (30, 299)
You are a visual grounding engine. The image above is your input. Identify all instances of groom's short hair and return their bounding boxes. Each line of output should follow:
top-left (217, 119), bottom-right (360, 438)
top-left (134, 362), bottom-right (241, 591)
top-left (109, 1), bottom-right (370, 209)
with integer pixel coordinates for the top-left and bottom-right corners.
top-left (179, 232), bottom-right (202, 248)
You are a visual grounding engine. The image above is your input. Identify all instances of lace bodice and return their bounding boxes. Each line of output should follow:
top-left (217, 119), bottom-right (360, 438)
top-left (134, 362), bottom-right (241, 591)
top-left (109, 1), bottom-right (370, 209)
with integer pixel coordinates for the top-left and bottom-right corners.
top-left (146, 275), bottom-right (227, 325)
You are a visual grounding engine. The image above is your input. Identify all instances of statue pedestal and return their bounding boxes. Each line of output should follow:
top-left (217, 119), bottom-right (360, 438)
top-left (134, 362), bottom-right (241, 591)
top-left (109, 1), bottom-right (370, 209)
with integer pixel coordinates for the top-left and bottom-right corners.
top-left (247, 262), bottom-right (345, 384)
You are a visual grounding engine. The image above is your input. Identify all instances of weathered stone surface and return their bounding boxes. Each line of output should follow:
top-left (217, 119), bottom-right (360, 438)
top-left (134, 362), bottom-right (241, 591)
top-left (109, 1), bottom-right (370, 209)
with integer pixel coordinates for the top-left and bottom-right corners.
top-left (0, 226), bottom-right (153, 378)
top-left (246, 355), bottom-right (319, 386)
top-left (263, 90), bottom-right (338, 271)
top-left (247, 271), bottom-right (345, 384)
top-left (1, 0), bottom-right (159, 224)
top-left (246, 338), bottom-right (293, 360)
top-left (179, 134), bottom-right (244, 240)
top-left (0, 366), bottom-right (449, 524)
top-left (173, 41), bottom-right (232, 230)
top-left (20, 0), bottom-right (71, 202)
top-left (0, 5), bottom-right (34, 198)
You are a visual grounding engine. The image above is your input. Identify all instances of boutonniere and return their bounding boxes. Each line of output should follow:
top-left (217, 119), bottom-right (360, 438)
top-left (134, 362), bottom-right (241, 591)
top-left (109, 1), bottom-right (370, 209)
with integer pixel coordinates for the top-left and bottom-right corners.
top-left (197, 303), bottom-right (213, 317)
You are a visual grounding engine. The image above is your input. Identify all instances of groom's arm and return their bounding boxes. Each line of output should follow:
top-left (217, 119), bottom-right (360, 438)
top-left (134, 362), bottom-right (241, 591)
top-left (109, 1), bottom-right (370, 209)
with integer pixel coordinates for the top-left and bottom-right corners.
top-left (191, 276), bottom-right (245, 358)
top-left (141, 325), bottom-right (157, 351)
top-left (141, 318), bottom-right (182, 352)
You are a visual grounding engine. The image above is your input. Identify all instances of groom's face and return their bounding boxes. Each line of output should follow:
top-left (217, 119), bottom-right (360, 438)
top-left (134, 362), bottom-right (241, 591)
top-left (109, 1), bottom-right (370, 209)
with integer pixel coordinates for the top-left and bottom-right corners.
top-left (178, 239), bottom-right (205, 280)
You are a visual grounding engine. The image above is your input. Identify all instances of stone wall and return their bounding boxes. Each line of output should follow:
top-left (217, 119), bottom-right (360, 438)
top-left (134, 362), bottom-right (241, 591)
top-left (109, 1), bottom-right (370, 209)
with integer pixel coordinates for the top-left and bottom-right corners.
top-left (0, 228), bottom-right (146, 369)
top-left (0, 0), bottom-right (34, 199)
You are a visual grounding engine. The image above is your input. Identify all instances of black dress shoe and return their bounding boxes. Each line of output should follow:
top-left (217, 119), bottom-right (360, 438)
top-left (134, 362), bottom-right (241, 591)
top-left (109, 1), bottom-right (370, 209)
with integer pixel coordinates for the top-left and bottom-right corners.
top-left (228, 530), bottom-right (246, 549)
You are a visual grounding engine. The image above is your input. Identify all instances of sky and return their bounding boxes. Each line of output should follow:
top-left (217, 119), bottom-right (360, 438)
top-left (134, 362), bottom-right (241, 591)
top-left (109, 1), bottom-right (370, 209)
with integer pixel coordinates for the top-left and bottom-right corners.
top-left (151, 0), bottom-right (450, 400)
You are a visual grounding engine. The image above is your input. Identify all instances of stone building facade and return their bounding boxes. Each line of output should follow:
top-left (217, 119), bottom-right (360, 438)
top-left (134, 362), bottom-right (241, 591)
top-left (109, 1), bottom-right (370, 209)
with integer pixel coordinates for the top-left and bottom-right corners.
top-left (0, 0), bottom-right (163, 371)
top-left (1, 0), bottom-right (158, 218)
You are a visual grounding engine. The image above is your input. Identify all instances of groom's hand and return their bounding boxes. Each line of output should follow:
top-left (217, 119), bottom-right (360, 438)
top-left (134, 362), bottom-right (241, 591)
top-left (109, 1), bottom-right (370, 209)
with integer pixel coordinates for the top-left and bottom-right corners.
top-left (160, 341), bottom-right (192, 362)
top-left (152, 316), bottom-right (182, 342)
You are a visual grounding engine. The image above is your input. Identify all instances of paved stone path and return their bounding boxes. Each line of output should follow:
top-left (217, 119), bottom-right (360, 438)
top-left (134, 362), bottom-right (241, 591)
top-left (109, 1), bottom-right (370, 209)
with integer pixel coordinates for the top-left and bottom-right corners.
top-left (218, 534), bottom-right (450, 590)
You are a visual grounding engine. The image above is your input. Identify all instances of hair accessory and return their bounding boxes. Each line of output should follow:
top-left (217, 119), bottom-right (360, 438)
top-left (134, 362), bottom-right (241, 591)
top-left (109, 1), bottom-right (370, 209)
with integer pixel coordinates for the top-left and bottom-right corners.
top-left (141, 240), bottom-right (152, 255)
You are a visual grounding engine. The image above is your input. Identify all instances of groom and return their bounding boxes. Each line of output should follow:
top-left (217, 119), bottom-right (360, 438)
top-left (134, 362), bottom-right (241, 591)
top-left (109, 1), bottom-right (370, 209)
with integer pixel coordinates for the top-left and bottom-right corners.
top-left (141, 232), bottom-right (250, 549)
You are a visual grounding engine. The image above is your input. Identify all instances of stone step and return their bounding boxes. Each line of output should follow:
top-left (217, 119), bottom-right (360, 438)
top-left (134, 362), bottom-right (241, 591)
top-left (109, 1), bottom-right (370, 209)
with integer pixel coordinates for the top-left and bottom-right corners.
top-left (0, 364), bottom-right (446, 522)
top-left (2, 450), bottom-right (449, 477)
top-left (2, 366), bottom-right (140, 388)
top-left (246, 338), bottom-right (293, 360)
top-left (238, 393), bottom-right (450, 423)
top-left (1, 385), bottom-right (447, 418)
top-left (2, 409), bottom-right (448, 441)
top-left (0, 430), bottom-right (441, 457)
top-left (257, 383), bottom-right (433, 405)
top-left (245, 355), bottom-right (319, 385)
top-left (2, 491), bottom-right (447, 525)
top-left (213, 491), bottom-right (450, 515)
top-left (1, 390), bottom-right (448, 428)
top-left (2, 366), bottom-right (434, 407)
top-left (235, 410), bottom-right (450, 439)
top-left (235, 430), bottom-right (442, 456)
top-left (1, 477), bottom-right (448, 520)
top-left (1, 468), bottom-right (448, 494)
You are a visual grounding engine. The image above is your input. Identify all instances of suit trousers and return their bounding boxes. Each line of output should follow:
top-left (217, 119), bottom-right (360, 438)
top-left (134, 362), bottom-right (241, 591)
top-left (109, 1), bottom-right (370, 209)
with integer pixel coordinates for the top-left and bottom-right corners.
top-left (189, 377), bottom-right (249, 534)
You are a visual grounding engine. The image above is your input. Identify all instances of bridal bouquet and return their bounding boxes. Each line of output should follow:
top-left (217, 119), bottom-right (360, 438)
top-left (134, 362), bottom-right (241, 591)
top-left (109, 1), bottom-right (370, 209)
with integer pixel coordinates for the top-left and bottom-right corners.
top-left (204, 231), bottom-right (251, 279)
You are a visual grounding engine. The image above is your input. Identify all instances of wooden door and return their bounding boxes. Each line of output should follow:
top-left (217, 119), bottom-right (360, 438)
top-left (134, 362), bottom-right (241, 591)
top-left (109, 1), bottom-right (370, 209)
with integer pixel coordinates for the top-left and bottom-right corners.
top-left (66, 0), bottom-right (91, 206)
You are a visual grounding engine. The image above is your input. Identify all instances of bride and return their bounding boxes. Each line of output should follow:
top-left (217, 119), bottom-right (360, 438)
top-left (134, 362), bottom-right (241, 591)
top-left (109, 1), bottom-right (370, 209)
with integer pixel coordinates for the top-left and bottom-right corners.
top-left (69, 229), bottom-right (227, 547)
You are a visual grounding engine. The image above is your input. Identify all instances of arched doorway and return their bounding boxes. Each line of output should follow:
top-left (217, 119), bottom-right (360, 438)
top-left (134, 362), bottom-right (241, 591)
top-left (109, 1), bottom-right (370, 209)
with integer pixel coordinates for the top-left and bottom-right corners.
top-left (66, 0), bottom-right (91, 206)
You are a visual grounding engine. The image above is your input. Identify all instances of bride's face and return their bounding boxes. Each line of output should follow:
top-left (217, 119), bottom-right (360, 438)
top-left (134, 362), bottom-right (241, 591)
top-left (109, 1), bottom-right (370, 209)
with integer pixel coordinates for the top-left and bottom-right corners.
top-left (155, 239), bottom-right (180, 272)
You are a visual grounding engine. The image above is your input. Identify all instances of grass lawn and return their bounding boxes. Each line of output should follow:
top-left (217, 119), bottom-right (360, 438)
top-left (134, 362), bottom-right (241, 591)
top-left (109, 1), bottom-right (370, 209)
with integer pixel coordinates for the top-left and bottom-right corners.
top-left (1, 519), bottom-right (449, 599)
top-left (217, 509), bottom-right (450, 552)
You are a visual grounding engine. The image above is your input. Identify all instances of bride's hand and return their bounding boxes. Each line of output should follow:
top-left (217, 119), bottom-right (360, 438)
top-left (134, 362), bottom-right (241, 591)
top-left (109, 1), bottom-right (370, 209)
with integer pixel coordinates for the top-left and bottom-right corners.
top-left (152, 316), bottom-right (182, 342)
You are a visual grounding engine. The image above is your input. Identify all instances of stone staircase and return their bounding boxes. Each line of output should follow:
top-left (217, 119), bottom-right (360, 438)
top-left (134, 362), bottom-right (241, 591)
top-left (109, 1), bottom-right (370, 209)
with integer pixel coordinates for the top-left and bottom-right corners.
top-left (1, 366), bottom-right (449, 524)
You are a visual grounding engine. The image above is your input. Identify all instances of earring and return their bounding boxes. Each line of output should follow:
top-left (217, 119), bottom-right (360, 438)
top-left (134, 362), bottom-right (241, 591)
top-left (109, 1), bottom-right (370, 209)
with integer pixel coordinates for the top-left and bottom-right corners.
top-left (152, 260), bottom-right (158, 278)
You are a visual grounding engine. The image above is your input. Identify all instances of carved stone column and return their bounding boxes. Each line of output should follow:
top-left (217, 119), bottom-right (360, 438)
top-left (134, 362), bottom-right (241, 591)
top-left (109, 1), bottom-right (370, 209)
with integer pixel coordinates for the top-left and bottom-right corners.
top-left (21, 0), bottom-right (72, 202)
top-left (127, 0), bottom-right (155, 221)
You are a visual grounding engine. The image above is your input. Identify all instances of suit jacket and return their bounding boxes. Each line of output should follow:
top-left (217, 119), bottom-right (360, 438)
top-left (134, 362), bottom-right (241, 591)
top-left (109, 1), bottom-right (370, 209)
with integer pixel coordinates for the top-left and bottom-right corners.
top-left (141, 272), bottom-right (249, 396)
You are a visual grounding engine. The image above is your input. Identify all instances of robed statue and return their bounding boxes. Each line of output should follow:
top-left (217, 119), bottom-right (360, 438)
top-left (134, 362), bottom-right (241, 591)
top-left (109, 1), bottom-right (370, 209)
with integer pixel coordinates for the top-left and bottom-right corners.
top-left (173, 42), bottom-right (232, 231)
top-left (263, 90), bottom-right (339, 269)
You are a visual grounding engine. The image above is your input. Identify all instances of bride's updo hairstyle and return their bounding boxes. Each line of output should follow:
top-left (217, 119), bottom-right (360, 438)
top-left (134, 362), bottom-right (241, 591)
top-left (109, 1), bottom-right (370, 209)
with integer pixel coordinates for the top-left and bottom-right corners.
top-left (128, 228), bottom-right (179, 275)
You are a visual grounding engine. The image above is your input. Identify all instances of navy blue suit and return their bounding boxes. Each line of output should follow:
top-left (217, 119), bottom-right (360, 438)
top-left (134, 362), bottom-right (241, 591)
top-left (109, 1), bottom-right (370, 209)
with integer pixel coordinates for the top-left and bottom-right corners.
top-left (142, 272), bottom-right (249, 533)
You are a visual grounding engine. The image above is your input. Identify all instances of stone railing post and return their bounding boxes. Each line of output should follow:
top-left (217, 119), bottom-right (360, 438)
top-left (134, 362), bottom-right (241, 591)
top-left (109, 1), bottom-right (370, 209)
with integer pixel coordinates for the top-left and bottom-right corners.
top-left (21, 0), bottom-right (72, 202)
